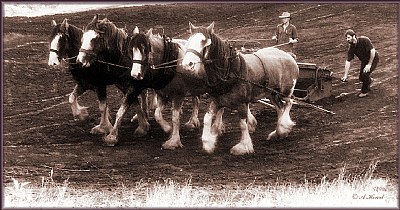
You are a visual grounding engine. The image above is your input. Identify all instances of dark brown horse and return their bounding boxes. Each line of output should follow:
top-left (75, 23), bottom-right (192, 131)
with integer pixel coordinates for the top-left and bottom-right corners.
top-left (48, 18), bottom-right (125, 135)
top-left (181, 22), bottom-right (299, 155)
top-left (48, 19), bottom-right (89, 121)
top-left (128, 28), bottom-right (207, 149)
top-left (75, 15), bottom-right (150, 145)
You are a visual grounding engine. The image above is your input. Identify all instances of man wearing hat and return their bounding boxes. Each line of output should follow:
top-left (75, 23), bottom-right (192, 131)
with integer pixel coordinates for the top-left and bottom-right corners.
top-left (272, 12), bottom-right (299, 58)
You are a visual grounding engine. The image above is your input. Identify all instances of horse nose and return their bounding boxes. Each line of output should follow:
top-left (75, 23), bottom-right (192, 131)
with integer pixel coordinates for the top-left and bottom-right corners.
top-left (132, 72), bottom-right (142, 80)
top-left (183, 61), bottom-right (194, 70)
top-left (188, 62), bottom-right (194, 67)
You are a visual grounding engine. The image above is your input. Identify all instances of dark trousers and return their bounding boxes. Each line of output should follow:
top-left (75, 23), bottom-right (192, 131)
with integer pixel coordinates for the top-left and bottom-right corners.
top-left (359, 52), bottom-right (379, 93)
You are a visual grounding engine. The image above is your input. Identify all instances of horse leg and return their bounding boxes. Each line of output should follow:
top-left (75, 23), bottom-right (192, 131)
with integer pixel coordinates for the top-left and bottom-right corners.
top-left (130, 90), bottom-right (147, 122)
top-left (247, 104), bottom-right (257, 133)
top-left (212, 107), bottom-right (225, 135)
top-left (162, 97), bottom-right (184, 150)
top-left (90, 87), bottom-right (113, 135)
top-left (104, 93), bottom-right (130, 146)
top-left (147, 88), bottom-right (158, 111)
top-left (133, 94), bottom-right (150, 136)
top-left (201, 100), bottom-right (220, 154)
top-left (69, 84), bottom-right (89, 121)
top-left (267, 95), bottom-right (295, 140)
top-left (184, 96), bottom-right (200, 129)
top-left (154, 95), bottom-right (172, 133)
top-left (230, 103), bottom-right (254, 155)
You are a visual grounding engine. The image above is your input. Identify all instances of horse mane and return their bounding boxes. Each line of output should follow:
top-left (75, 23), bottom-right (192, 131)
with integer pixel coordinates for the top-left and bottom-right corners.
top-left (50, 23), bottom-right (83, 56)
top-left (128, 33), bottom-right (151, 60)
top-left (209, 32), bottom-right (232, 68)
top-left (99, 20), bottom-right (128, 55)
top-left (86, 18), bottom-right (128, 55)
top-left (67, 24), bottom-right (83, 49)
top-left (193, 27), bottom-right (237, 87)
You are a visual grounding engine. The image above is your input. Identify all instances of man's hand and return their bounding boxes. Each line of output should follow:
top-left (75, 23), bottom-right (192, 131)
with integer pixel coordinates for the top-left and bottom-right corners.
top-left (341, 76), bottom-right (347, 82)
top-left (272, 35), bottom-right (277, 41)
top-left (363, 64), bottom-right (371, 73)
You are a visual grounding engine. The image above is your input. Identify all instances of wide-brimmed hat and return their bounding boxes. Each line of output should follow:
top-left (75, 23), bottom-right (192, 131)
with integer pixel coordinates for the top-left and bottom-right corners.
top-left (279, 12), bottom-right (291, 19)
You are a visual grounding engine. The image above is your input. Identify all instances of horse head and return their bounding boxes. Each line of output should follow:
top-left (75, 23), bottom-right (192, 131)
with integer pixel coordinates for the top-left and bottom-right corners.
top-left (128, 27), bottom-right (153, 80)
top-left (76, 15), bottom-right (107, 67)
top-left (181, 21), bottom-right (215, 75)
top-left (48, 18), bottom-right (71, 66)
top-left (77, 15), bottom-right (128, 68)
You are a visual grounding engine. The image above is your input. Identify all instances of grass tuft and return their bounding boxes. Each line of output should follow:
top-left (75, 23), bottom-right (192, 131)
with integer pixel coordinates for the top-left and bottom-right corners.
top-left (4, 163), bottom-right (398, 208)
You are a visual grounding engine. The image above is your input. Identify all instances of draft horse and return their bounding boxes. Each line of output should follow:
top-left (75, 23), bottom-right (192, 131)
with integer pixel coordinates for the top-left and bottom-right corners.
top-left (75, 15), bottom-right (150, 142)
top-left (128, 27), bottom-right (208, 149)
top-left (76, 15), bottom-right (201, 147)
top-left (181, 22), bottom-right (299, 155)
top-left (48, 18), bottom-right (129, 135)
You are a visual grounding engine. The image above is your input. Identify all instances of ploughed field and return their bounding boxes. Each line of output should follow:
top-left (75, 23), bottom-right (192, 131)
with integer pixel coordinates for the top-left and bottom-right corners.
top-left (3, 3), bottom-right (398, 188)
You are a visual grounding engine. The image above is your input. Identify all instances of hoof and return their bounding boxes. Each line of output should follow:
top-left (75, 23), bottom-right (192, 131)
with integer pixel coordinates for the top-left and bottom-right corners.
top-left (90, 124), bottom-right (112, 134)
top-left (230, 143), bottom-right (254, 155)
top-left (212, 123), bottom-right (225, 135)
top-left (73, 107), bottom-right (89, 121)
top-left (184, 119), bottom-right (200, 129)
top-left (130, 114), bottom-right (138, 122)
top-left (202, 139), bottom-right (216, 154)
top-left (247, 121), bottom-right (257, 134)
top-left (162, 124), bottom-right (172, 134)
top-left (162, 138), bottom-right (183, 150)
top-left (267, 130), bottom-right (277, 140)
top-left (104, 134), bottom-right (118, 146)
top-left (134, 127), bottom-right (148, 137)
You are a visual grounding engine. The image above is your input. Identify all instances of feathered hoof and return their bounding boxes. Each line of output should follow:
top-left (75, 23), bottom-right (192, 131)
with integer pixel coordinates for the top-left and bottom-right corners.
top-left (134, 127), bottom-right (148, 137)
top-left (162, 125), bottom-right (173, 134)
top-left (212, 123), bottom-right (225, 135)
top-left (90, 124), bottom-right (112, 135)
top-left (73, 107), bottom-right (89, 121)
top-left (161, 138), bottom-right (183, 150)
top-left (202, 140), bottom-right (216, 154)
top-left (247, 120), bottom-right (257, 134)
top-left (267, 130), bottom-right (278, 140)
top-left (130, 114), bottom-right (138, 122)
top-left (230, 143), bottom-right (254, 155)
top-left (184, 118), bottom-right (200, 129)
top-left (103, 134), bottom-right (118, 147)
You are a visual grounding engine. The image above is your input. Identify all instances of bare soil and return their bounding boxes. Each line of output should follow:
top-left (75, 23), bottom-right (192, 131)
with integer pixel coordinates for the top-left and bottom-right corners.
top-left (3, 3), bottom-right (398, 189)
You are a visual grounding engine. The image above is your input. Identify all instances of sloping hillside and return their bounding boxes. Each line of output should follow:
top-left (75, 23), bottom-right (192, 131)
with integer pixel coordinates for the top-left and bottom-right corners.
top-left (3, 3), bottom-right (398, 188)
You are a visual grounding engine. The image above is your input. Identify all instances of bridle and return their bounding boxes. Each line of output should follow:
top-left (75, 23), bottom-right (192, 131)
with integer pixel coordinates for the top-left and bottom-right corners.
top-left (78, 29), bottom-right (106, 60)
top-left (185, 46), bottom-right (212, 65)
top-left (78, 48), bottom-right (98, 57)
top-left (49, 33), bottom-right (68, 59)
top-left (131, 46), bottom-right (150, 67)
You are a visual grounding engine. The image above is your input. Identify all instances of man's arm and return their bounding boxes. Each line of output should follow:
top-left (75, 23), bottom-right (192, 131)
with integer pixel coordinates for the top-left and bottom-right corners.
top-left (363, 48), bottom-right (376, 73)
top-left (289, 25), bottom-right (299, 43)
top-left (341, 60), bottom-right (351, 81)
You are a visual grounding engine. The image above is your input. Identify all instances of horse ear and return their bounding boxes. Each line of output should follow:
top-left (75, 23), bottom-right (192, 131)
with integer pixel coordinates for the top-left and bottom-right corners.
top-left (189, 21), bottom-right (196, 34)
top-left (94, 14), bottom-right (99, 21)
top-left (133, 26), bottom-right (139, 35)
top-left (61, 18), bottom-right (69, 29)
top-left (146, 28), bottom-right (153, 37)
top-left (207, 21), bottom-right (215, 33)
top-left (51, 20), bottom-right (57, 26)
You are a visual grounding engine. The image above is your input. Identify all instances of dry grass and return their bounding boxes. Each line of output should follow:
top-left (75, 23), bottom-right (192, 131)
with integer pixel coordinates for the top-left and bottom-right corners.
top-left (3, 162), bottom-right (397, 208)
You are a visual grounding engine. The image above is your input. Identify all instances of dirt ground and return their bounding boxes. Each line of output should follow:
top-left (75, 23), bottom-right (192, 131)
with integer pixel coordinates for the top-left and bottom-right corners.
top-left (3, 3), bottom-right (398, 189)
